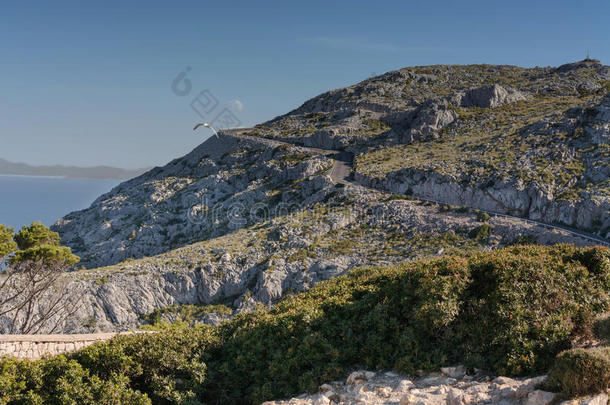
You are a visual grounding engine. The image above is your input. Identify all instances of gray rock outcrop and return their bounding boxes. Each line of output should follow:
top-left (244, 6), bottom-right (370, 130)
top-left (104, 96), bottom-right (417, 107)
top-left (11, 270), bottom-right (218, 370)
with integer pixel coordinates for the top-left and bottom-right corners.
top-left (455, 84), bottom-right (528, 108)
top-left (52, 133), bottom-right (332, 269)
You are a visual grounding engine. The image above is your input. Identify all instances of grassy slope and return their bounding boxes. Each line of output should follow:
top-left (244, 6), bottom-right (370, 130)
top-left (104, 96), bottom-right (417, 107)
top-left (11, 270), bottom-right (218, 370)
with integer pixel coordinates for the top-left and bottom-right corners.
top-left (357, 96), bottom-right (588, 183)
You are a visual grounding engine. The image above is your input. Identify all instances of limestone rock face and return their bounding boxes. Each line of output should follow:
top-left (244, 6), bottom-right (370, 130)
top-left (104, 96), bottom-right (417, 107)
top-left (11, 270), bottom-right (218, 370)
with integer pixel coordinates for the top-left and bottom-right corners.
top-left (404, 99), bottom-right (458, 142)
top-left (455, 84), bottom-right (528, 108)
top-left (52, 134), bottom-right (332, 269)
top-left (356, 166), bottom-right (609, 238)
top-left (589, 94), bottom-right (610, 144)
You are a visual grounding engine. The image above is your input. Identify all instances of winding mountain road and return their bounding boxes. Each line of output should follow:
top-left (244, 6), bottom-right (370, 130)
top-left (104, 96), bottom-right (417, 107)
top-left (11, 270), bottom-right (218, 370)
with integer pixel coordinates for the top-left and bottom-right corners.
top-left (329, 151), bottom-right (354, 183)
top-left (221, 128), bottom-right (610, 247)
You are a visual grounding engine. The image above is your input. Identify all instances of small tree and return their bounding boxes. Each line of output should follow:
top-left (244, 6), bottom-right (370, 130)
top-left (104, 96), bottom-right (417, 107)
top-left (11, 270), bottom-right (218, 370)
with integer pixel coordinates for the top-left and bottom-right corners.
top-left (0, 222), bottom-right (80, 334)
top-left (0, 224), bottom-right (17, 264)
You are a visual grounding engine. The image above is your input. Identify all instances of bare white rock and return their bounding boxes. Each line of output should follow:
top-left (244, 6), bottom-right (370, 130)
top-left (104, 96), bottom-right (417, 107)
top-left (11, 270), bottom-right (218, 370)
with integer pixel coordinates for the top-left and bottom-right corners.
top-left (395, 379), bottom-right (415, 392)
top-left (346, 371), bottom-right (367, 385)
top-left (441, 365), bottom-right (466, 379)
top-left (525, 390), bottom-right (556, 405)
top-left (262, 369), bottom-right (610, 405)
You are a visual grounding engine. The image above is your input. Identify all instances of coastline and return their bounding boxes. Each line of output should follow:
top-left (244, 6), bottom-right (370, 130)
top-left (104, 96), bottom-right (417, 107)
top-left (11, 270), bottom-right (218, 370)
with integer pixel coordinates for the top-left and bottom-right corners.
top-left (0, 173), bottom-right (130, 181)
top-left (0, 176), bottom-right (122, 230)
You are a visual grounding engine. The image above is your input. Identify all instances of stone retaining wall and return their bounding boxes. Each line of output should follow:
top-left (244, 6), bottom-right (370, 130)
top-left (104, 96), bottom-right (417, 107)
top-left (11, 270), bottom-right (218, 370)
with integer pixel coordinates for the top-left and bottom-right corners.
top-left (0, 333), bottom-right (132, 359)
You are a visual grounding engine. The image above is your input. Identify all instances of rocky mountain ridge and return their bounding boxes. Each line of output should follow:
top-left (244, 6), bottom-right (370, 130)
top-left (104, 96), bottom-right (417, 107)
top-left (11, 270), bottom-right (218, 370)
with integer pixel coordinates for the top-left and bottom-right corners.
top-left (38, 59), bottom-right (610, 333)
top-left (250, 59), bottom-right (610, 236)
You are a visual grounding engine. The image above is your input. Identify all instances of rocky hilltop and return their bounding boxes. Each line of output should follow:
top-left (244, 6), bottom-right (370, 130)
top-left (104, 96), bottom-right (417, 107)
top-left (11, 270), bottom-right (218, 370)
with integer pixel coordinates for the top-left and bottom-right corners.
top-left (44, 60), bottom-right (610, 333)
top-left (253, 59), bottom-right (610, 235)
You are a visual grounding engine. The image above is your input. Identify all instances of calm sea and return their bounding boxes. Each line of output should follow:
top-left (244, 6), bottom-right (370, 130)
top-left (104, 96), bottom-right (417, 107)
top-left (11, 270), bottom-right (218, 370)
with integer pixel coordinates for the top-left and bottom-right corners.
top-left (0, 175), bottom-right (121, 230)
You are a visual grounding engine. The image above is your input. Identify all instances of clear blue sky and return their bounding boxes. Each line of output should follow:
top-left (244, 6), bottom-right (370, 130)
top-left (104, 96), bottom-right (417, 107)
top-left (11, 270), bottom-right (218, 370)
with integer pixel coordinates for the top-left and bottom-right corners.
top-left (1, 0), bottom-right (608, 169)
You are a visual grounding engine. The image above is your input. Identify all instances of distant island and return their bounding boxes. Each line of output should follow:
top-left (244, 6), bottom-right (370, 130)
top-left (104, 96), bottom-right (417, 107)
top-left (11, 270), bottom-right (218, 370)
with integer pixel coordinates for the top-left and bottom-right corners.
top-left (0, 158), bottom-right (150, 180)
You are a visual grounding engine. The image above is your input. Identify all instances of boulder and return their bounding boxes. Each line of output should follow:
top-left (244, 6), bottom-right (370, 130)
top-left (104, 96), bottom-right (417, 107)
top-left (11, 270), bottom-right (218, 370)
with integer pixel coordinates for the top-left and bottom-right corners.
top-left (403, 99), bottom-right (457, 142)
top-left (441, 365), bottom-right (466, 378)
top-left (456, 84), bottom-right (528, 108)
top-left (525, 390), bottom-right (555, 405)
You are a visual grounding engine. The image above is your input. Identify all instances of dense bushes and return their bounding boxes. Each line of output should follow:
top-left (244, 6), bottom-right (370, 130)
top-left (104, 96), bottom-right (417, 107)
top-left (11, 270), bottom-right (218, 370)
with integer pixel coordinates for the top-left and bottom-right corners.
top-left (73, 326), bottom-right (218, 404)
top-left (468, 224), bottom-right (493, 241)
top-left (0, 355), bottom-right (150, 404)
top-left (544, 347), bottom-right (610, 396)
top-left (141, 303), bottom-right (233, 325)
top-left (207, 245), bottom-right (609, 402)
top-left (1, 245), bottom-right (609, 404)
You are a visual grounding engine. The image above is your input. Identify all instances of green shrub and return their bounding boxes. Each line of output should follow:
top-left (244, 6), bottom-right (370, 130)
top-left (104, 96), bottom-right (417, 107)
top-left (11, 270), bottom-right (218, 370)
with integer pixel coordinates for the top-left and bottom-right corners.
top-left (544, 347), bottom-right (610, 397)
top-left (1, 245), bottom-right (609, 404)
top-left (507, 234), bottom-right (538, 246)
top-left (205, 245), bottom-right (610, 402)
top-left (73, 324), bottom-right (218, 404)
top-left (0, 355), bottom-right (150, 405)
top-left (388, 193), bottom-right (407, 200)
top-left (456, 205), bottom-right (470, 213)
top-left (477, 211), bottom-right (491, 222)
top-left (279, 153), bottom-right (309, 165)
top-left (0, 224), bottom-right (17, 259)
top-left (142, 304), bottom-right (233, 325)
top-left (362, 119), bottom-right (390, 135)
top-left (468, 224), bottom-right (493, 241)
top-left (594, 315), bottom-right (610, 343)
